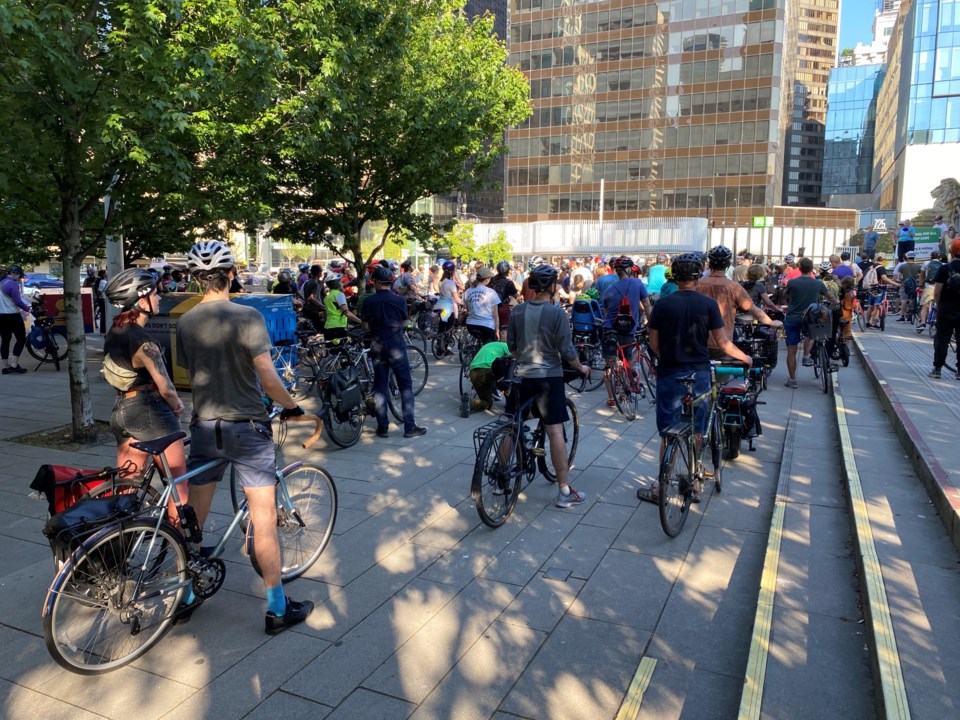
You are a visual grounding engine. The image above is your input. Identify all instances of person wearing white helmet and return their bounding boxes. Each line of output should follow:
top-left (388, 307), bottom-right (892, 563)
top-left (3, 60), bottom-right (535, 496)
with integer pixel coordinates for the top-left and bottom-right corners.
top-left (323, 272), bottom-right (360, 341)
top-left (893, 250), bottom-right (921, 322)
top-left (174, 240), bottom-right (313, 633)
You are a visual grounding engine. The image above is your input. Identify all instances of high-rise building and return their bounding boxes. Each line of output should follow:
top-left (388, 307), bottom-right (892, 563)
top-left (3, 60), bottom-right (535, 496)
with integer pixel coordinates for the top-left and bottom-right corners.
top-left (847, 1), bottom-right (902, 67)
top-left (504, 0), bottom-right (797, 230)
top-left (873, 0), bottom-right (960, 218)
top-left (781, 0), bottom-right (840, 207)
top-left (821, 63), bottom-right (885, 208)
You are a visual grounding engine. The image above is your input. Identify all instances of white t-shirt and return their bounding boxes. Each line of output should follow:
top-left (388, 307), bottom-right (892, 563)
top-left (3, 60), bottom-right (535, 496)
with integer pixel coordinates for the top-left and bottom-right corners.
top-left (571, 267), bottom-right (594, 289)
top-left (464, 285), bottom-right (500, 330)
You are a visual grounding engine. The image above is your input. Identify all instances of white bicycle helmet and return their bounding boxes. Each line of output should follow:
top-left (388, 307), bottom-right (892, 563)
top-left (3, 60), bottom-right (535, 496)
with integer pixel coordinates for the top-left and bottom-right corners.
top-left (187, 240), bottom-right (235, 272)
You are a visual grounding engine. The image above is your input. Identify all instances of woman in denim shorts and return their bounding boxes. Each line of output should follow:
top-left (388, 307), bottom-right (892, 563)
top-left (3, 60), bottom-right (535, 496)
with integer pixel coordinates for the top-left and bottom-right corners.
top-left (103, 269), bottom-right (186, 489)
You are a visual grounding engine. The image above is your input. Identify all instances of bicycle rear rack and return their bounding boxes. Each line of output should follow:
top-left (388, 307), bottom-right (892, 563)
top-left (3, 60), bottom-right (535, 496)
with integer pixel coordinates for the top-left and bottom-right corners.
top-left (472, 418), bottom-right (513, 455)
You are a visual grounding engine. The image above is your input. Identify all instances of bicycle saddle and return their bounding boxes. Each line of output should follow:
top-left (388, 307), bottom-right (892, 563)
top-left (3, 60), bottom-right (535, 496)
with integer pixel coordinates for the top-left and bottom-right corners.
top-left (129, 431), bottom-right (188, 456)
top-left (676, 372), bottom-right (698, 384)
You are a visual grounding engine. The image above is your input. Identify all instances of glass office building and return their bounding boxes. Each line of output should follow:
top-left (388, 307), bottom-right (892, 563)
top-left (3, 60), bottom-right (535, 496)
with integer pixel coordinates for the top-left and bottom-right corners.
top-left (873, 0), bottom-right (960, 216)
top-left (822, 63), bottom-right (884, 206)
top-left (504, 0), bottom-right (795, 227)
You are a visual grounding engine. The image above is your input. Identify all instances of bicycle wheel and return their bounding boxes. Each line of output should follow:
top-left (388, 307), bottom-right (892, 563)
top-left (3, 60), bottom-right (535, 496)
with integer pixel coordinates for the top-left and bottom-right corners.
top-left (387, 346), bottom-right (429, 422)
top-left (323, 389), bottom-right (365, 449)
top-left (459, 362), bottom-right (474, 398)
top-left (855, 307), bottom-right (866, 332)
top-left (247, 463), bottom-right (338, 582)
top-left (612, 364), bottom-right (637, 421)
top-left (709, 410), bottom-right (724, 492)
top-left (472, 425), bottom-right (522, 528)
top-left (839, 341), bottom-right (850, 367)
top-left (879, 303), bottom-right (886, 331)
top-left (43, 520), bottom-right (187, 674)
top-left (537, 399), bottom-right (580, 482)
top-left (431, 333), bottom-right (450, 360)
top-left (577, 342), bottom-right (606, 391)
top-left (658, 437), bottom-right (692, 538)
top-left (639, 352), bottom-right (657, 400)
top-left (812, 342), bottom-right (822, 379)
top-left (819, 343), bottom-right (830, 394)
top-left (404, 325), bottom-right (428, 353)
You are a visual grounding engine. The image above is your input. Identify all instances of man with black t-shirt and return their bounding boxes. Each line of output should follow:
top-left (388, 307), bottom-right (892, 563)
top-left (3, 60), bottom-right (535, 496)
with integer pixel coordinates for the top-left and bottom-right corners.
top-left (929, 238), bottom-right (960, 378)
top-left (636, 254), bottom-right (751, 505)
top-left (300, 264), bottom-right (324, 332)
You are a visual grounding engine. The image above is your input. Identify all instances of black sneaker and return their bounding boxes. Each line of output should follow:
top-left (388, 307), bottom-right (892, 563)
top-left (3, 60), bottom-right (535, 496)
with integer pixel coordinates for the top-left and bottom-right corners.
top-left (404, 425), bottom-right (427, 438)
top-left (375, 427), bottom-right (389, 439)
top-left (172, 595), bottom-right (205, 625)
top-left (7, 366), bottom-right (27, 374)
top-left (929, 368), bottom-right (942, 379)
top-left (265, 597), bottom-right (314, 635)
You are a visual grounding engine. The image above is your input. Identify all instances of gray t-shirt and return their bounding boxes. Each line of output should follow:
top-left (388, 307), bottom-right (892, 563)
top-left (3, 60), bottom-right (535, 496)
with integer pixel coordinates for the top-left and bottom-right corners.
top-left (507, 300), bottom-right (577, 378)
top-left (176, 301), bottom-right (272, 421)
top-left (785, 276), bottom-right (828, 321)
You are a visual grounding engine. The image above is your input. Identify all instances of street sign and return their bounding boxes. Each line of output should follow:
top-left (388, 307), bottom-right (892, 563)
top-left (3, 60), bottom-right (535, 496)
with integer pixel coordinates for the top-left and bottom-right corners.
top-left (752, 216), bottom-right (774, 228)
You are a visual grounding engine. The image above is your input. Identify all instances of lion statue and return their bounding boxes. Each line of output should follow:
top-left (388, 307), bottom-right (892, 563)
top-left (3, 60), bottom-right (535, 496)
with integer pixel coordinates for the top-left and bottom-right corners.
top-left (930, 177), bottom-right (960, 230)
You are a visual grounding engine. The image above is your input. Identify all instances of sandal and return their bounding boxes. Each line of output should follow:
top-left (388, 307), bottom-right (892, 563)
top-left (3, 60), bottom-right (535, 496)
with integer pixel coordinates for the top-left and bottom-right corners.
top-left (636, 485), bottom-right (659, 505)
top-left (606, 399), bottom-right (617, 407)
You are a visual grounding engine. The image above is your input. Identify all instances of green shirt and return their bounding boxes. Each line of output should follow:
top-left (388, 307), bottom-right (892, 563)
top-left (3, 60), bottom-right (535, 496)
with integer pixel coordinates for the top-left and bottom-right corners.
top-left (324, 290), bottom-right (348, 329)
top-left (469, 341), bottom-right (511, 371)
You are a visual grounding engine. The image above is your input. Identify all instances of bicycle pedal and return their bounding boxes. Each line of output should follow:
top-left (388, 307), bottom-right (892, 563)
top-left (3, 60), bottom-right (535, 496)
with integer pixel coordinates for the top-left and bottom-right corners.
top-left (530, 447), bottom-right (545, 457)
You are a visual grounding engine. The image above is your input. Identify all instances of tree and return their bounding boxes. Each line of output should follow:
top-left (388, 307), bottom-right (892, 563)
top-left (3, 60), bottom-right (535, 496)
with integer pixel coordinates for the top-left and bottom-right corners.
top-left (431, 219), bottom-right (477, 262)
top-left (259, 0), bottom-right (530, 287)
top-left (0, 0), bottom-right (283, 440)
top-left (477, 230), bottom-right (513, 266)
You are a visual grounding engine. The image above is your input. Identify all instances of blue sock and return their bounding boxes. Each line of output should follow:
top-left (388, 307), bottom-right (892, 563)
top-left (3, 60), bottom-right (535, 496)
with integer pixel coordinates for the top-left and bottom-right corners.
top-left (266, 585), bottom-right (287, 616)
top-left (182, 588), bottom-right (195, 605)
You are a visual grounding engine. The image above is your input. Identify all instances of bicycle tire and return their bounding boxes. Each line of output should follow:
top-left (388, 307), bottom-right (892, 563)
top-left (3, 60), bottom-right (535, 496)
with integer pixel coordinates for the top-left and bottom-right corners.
top-left (639, 352), bottom-right (657, 400)
top-left (459, 363), bottom-right (474, 398)
top-left (431, 333), bottom-right (451, 360)
top-left (612, 364), bottom-right (637, 421)
top-left (710, 411), bottom-right (724, 492)
top-left (812, 342), bottom-right (822, 379)
top-left (658, 437), bottom-right (691, 538)
top-left (725, 426), bottom-right (741, 461)
top-left (404, 325), bottom-right (428, 353)
top-left (855, 308), bottom-right (865, 332)
top-left (577, 342), bottom-right (606, 391)
top-left (472, 424), bottom-right (522, 528)
top-left (43, 519), bottom-right (187, 674)
top-left (839, 341), bottom-right (850, 368)
top-left (323, 390), bottom-right (365, 449)
top-left (387, 345), bottom-right (429, 422)
top-left (247, 463), bottom-right (338, 582)
top-left (819, 343), bottom-right (831, 394)
top-left (537, 398), bottom-right (580, 483)
top-left (879, 303), bottom-right (886, 331)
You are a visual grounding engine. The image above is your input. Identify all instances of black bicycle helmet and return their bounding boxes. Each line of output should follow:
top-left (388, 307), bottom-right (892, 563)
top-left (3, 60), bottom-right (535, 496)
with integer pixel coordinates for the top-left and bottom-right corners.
top-left (278, 270), bottom-right (292, 283)
top-left (527, 264), bottom-right (559, 292)
top-left (371, 266), bottom-right (395, 283)
top-left (613, 255), bottom-right (633, 271)
top-left (671, 253), bottom-right (704, 281)
top-left (706, 245), bottom-right (733, 268)
top-left (442, 260), bottom-right (456, 273)
top-left (104, 268), bottom-right (160, 309)
top-left (6, 264), bottom-right (23, 277)
top-left (496, 260), bottom-right (511, 275)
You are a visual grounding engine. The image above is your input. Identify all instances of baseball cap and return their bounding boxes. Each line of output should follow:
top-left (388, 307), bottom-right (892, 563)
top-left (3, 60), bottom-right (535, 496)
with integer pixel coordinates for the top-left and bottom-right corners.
top-left (477, 267), bottom-right (494, 279)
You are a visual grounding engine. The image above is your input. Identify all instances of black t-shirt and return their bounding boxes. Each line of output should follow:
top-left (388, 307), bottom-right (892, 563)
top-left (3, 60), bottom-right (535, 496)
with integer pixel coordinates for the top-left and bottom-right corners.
top-left (302, 279), bottom-right (322, 315)
top-left (361, 289), bottom-right (408, 350)
top-left (648, 290), bottom-right (723, 373)
top-left (104, 324), bottom-right (156, 388)
top-left (489, 275), bottom-right (518, 305)
top-left (934, 260), bottom-right (960, 317)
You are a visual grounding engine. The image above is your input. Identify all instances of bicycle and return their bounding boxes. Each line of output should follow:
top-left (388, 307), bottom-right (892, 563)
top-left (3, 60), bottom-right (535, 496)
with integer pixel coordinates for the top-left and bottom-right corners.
top-left (657, 362), bottom-right (744, 538)
top-left (852, 291), bottom-right (867, 332)
top-left (803, 305), bottom-right (836, 395)
top-left (26, 303), bottom-right (68, 371)
top-left (320, 332), bottom-right (428, 448)
top-left (607, 330), bottom-right (656, 421)
top-left (572, 330), bottom-right (606, 392)
top-left (42, 408), bottom-right (337, 674)
top-left (471, 376), bottom-right (583, 528)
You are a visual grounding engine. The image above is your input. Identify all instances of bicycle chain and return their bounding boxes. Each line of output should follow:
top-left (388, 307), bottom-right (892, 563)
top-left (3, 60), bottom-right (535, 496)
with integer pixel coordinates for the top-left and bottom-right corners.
top-left (190, 557), bottom-right (226, 599)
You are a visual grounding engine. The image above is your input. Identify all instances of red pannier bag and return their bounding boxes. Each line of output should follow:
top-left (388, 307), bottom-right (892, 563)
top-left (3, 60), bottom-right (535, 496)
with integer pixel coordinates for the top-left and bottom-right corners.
top-left (30, 464), bottom-right (113, 516)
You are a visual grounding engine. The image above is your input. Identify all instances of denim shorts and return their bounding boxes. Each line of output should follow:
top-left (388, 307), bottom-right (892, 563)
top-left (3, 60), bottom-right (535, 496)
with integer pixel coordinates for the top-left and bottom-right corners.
top-left (867, 290), bottom-right (886, 307)
top-left (784, 318), bottom-right (803, 347)
top-left (655, 369), bottom-right (710, 438)
top-left (111, 391), bottom-right (181, 444)
top-left (187, 418), bottom-right (275, 488)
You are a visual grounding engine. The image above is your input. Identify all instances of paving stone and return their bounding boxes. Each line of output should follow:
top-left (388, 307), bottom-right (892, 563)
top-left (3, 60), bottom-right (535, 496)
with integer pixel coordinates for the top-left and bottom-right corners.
top-left (362, 578), bottom-right (520, 703)
top-left (578, 500), bottom-right (636, 531)
top-left (244, 690), bottom-right (332, 720)
top-left (499, 615), bottom-right (648, 720)
top-left (325, 688), bottom-right (415, 720)
top-left (539, 522), bottom-right (619, 580)
top-left (409, 500), bottom-right (480, 551)
top-left (0, 677), bottom-right (103, 720)
top-left (635, 660), bottom-right (746, 720)
top-left (481, 511), bottom-right (582, 587)
top-left (498, 574), bottom-right (586, 633)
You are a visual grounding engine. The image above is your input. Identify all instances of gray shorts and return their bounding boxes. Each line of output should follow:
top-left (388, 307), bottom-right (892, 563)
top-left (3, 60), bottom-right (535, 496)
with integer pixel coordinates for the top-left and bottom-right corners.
top-left (187, 418), bottom-right (276, 488)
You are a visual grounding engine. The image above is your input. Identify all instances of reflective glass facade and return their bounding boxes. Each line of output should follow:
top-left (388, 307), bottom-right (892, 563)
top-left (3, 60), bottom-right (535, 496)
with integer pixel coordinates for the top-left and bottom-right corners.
top-left (822, 64), bottom-right (884, 199)
top-left (504, 0), bottom-right (792, 226)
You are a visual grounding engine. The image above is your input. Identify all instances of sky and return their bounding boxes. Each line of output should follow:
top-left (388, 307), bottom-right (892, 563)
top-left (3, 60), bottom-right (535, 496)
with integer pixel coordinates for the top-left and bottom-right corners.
top-left (838, 0), bottom-right (881, 52)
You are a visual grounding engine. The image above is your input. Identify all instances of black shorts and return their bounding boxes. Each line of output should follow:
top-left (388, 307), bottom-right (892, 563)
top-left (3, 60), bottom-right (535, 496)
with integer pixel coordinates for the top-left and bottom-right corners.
top-left (602, 331), bottom-right (635, 361)
top-left (505, 376), bottom-right (569, 425)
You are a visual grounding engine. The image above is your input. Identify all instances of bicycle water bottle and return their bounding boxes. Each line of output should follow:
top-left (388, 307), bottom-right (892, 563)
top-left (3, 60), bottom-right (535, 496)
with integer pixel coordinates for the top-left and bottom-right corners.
top-left (631, 360), bottom-right (641, 383)
top-left (522, 423), bottom-right (534, 450)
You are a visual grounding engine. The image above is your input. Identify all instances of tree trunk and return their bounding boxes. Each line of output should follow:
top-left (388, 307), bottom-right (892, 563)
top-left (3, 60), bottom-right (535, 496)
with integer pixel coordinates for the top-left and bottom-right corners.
top-left (62, 197), bottom-right (97, 443)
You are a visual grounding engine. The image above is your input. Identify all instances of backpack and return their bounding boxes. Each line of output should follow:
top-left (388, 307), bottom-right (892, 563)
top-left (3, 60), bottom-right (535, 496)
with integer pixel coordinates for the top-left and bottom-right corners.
top-left (863, 264), bottom-right (880, 293)
top-left (613, 290), bottom-right (634, 335)
top-left (948, 267), bottom-right (960, 294)
top-left (925, 260), bottom-right (943, 285)
top-left (903, 276), bottom-right (918, 296)
top-left (329, 365), bottom-right (362, 419)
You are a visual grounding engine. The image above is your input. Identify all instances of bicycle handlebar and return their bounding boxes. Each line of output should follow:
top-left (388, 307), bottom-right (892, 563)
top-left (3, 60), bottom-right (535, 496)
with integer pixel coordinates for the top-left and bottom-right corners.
top-left (283, 413), bottom-right (324, 450)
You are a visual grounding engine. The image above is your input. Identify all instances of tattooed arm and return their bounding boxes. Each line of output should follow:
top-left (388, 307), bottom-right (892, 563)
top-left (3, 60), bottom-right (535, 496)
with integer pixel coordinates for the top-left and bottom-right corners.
top-left (135, 342), bottom-right (185, 417)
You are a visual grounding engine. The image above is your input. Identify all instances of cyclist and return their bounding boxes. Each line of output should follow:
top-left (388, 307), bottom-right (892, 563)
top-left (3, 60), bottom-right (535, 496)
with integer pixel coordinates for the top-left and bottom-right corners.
top-left (507, 264), bottom-right (591, 508)
top-left (637, 253), bottom-right (751, 505)
top-left (520, 256), bottom-right (545, 301)
top-left (461, 340), bottom-right (512, 417)
top-left (300, 264), bottom-right (325, 332)
top-left (489, 260), bottom-right (519, 341)
top-left (323, 272), bottom-right (361, 343)
top-left (102, 268), bottom-right (186, 516)
top-left (435, 261), bottom-right (462, 353)
top-left (600, 255), bottom-right (652, 407)
top-left (862, 254), bottom-right (899, 328)
top-left (893, 251), bottom-right (921, 322)
top-left (361, 265), bottom-right (427, 438)
top-left (272, 270), bottom-right (296, 295)
top-left (646, 253), bottom-right (670, 296)
top-left (296, 263), bottom-right (310, 292)
top-left (782, 257), bottom-right (838, 388)
top-left (917, 251), bottom-right (944, 330)
top-left (464, 267), bottom-right (501, 345)
top-left (697, 246), bottom-right (781, 357)
top-left (392, 259), bottom-right (422, 302)
top-left (175, 240), bottom-right (313, 634)
top-left (929, 237), bottom-right (960, 379)
top-left (0, 265), bottom-right (32, 374)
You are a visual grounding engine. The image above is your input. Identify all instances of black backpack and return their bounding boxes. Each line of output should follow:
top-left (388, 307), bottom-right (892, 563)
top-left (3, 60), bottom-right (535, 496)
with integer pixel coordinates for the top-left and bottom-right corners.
top-left (947, 264), bottom-right (960, 294)
top-left (329, 365), bottom-right (362, 419)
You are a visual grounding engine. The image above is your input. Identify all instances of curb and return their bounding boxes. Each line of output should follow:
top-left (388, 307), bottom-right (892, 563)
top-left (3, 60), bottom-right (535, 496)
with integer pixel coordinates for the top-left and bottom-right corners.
top-left (851, 336), bottom-right (960, 555)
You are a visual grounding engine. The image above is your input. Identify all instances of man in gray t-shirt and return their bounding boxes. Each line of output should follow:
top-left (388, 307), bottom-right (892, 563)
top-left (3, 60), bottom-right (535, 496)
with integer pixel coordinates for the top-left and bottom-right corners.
top-left (783, 257), bottom-right (837, 387)
top-left (174, 240), bottom-right (314, 635)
